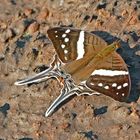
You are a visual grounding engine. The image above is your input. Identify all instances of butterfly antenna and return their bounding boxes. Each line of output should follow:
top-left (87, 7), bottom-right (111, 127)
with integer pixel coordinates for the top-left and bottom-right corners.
top-left (116, 10), bottom-right (135, 39)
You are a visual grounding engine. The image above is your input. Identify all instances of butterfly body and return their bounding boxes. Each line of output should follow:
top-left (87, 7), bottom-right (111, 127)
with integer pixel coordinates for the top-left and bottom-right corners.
top-left (62, 42), bottom-right (119, 83)
top-left (15, 27), bottom-right (131, 117)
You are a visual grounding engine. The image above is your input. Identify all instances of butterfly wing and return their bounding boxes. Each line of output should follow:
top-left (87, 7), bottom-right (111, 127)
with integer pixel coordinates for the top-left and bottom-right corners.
top-left (86, 52), bottom-right (131, 101)
top-left (47, 27), bottom-right (107, 63)
top-left (47, 27), bottom-right (131, 101)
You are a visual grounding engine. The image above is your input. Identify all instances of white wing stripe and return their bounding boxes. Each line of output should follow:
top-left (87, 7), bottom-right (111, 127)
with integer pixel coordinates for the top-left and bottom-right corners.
top-left (92, 69), bottom-right (129, 76)
top-left (76, 31), bottom-right (85, 60)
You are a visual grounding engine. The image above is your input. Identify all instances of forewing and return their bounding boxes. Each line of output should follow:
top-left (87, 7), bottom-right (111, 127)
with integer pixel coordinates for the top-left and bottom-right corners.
top-left (47, 27), bottom-right (107, 63)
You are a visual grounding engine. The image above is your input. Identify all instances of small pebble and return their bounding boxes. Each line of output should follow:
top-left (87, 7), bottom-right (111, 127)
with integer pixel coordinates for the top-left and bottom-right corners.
top-left (61, 122), bottom-right (70, 129)
top-left (24, 8), bottom-right (33, 16)
top-left (27, 22), bottom-right (39, 34)
top-left (129, 15), bottom-right (138, 25)
top-left (7, 28), bottom-right (15, 38)
top-left (121, 10), bottom-right (128, 17)
top-left (98, 9), bottom-right (110, 18)
top-left (0, 28), bottom-right (15, 42)
top-left (0, 21), bottom-right (7, 29)
top-left (130, 112), bottom-right (140, 123)
top-left (37, 8), bottom-right (49, 21)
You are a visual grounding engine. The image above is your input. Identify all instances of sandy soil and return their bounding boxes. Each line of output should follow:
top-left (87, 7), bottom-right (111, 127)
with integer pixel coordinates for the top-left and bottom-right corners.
top-left (0, 0), bottom-right (140, 140)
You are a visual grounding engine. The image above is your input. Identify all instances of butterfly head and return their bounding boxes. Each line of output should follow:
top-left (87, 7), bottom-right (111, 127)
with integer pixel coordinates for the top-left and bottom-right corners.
top-left (113, 40), bottom-right (121, 49)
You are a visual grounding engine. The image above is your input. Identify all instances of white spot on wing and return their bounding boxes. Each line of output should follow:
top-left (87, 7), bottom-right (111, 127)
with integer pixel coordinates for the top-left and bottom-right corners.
top-left (55, 31), bottom-right (57, 33)
top-left (56, 35), bottom-right (58, 37)
top-left (64, 56), bottom-right (68, 60)
top-left (112, 83), bottom-right (117, 87)
top-left (92, 69), bottom-right (129, 76)
top-left (98, 83), bottom-right (103, 87)
top-left (90, 83), bottom-right (94, 86)
top-left (116, 92), bottom-right (119, 95)
top-left (65, 29), bottom-right (70, 33)
top-left (123, 83), bottom-right (128, 87)
top-left (61, 44), bottom-right (65, 48)
top-left (62, 34), bottom-right (66, 38)
top-left (122, 93), bottom-right (125, 96)
top-left (64, 38), bottom-right (69, 42)
top-left (64, 49), bottom-right (68, 54)
top-left (104, 85), bottom-right (109, 89)
top-left (81, 80), bottom-right (86, 83)
top-left (76, 31), bottom-right (85, 60)
top-left (117, 85), bottom-right (122, 89)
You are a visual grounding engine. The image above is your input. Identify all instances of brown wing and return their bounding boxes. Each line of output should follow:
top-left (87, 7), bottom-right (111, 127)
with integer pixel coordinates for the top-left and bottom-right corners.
top-left (86, 52), bottom-right (131, 101)
top-left (47, 27), bottom-right (107, 63)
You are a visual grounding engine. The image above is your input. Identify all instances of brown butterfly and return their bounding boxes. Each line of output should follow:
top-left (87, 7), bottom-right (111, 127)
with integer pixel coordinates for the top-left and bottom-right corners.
top-left (15, 27), bottom-right (131, 117)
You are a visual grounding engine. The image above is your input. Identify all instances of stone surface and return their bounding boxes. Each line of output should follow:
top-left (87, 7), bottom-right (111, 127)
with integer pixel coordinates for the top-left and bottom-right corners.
top-left (0, 0), bottom-right (140, 140)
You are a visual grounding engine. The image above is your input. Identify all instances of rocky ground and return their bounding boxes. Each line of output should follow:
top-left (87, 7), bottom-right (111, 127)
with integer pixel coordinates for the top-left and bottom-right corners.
top-left (0, 0), bottom-right (140, 140)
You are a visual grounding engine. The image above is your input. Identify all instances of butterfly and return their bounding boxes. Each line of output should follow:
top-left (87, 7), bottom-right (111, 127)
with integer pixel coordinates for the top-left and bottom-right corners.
top-left (15, 27), bottom-right (131, 117)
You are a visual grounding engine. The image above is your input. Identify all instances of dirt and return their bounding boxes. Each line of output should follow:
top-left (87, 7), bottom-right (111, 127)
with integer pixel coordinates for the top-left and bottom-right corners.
top-left (0, 0), bottom-right (140, 140)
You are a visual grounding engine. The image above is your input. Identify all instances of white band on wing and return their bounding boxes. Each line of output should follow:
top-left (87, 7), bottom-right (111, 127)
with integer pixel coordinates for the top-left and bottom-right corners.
top-left (92, 69), bottom-right (129, 76)
top-left (76, 31), bottom-right (85, 60)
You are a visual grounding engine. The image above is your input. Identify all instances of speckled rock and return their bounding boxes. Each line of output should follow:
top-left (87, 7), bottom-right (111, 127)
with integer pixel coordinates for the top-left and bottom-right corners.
top-left (24, 8), bottom-right (33, 16)
top-left (0, 0), bottom-right (140, 140)
top-left (27, 22), bottom-right (39, 34)
top-left (37, 8), bottom-right (49, 22)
